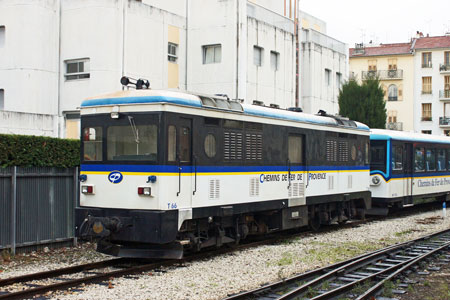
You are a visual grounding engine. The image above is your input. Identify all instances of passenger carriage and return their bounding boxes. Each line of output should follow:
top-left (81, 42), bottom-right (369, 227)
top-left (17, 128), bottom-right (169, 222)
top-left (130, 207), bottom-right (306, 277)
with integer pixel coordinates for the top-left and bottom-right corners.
top-left (76, 80), bottom-right (371, 258)
top-left (370, 129), bottom-right (450, 212)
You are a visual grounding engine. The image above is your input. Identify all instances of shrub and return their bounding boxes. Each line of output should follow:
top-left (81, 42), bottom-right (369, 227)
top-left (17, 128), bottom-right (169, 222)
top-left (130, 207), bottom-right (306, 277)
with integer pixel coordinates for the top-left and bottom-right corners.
top-left (0, 134), bottom-right (80, 168)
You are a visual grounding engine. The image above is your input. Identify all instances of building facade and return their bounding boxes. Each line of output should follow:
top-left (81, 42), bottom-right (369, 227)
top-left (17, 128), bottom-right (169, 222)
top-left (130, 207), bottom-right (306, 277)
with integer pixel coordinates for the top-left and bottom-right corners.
top-left (349, 43), bottom-right (415, 132)
top-left (1, 0), bottom-right (346, 138)
top-left (349, 34), bottom-right (450, 135)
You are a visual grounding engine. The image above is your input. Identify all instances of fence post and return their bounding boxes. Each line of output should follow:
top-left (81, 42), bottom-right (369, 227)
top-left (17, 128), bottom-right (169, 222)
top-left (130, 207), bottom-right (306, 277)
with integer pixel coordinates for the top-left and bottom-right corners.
top-left (10, 166), bottom-right (17, 255)
top-left (73, 166), bottom-right (78, 246)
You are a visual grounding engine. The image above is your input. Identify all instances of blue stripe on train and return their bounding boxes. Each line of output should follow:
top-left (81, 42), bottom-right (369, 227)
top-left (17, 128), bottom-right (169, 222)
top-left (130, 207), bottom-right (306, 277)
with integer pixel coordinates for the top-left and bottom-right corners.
top-left (81, 164), bottom-right (369, 173)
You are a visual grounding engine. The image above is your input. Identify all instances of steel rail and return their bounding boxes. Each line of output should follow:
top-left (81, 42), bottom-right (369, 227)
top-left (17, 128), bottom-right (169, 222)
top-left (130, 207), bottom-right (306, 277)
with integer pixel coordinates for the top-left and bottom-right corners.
top-left (225, 228), bottom-right (450, 300)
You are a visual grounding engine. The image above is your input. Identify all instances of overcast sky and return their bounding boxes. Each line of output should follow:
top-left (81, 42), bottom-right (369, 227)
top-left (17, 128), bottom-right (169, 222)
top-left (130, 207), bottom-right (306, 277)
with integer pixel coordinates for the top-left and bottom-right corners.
top-left (299, 0), bottom-right (450, 47)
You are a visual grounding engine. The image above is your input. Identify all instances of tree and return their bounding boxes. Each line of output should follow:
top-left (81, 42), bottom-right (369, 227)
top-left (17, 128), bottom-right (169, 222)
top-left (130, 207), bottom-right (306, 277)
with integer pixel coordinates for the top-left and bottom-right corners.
top-left (338, 78), bottom-right (387, 129)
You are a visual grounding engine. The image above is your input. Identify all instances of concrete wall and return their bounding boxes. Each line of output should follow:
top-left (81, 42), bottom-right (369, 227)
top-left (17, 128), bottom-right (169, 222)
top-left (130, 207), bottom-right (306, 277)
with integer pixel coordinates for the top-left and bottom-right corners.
top-left (0, 0), bottom-right (59, 116)
top-left (0, 111), bottom-right (56, 136)
top-left (300, 29), bottom-right (347, 115)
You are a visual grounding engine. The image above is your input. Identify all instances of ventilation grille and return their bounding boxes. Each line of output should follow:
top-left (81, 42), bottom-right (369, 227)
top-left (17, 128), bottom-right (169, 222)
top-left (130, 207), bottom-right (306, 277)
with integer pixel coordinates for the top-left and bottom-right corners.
top-left (249, 177), bottom-right (260, 197)
top-left (348, 175), bottom-right (353, 189)
top-left (326, 140), bottom-right (337, 161)
top-left (338, 141), bottom-right (349, 162)
top-left (224, 132), bottom-right (243, 160)
top-left (209, 179), bottom-right (220, 200)
top-left (328, 175), bottom-right (334, 190)
top-left (245, 133), bottom-right (263, 160)
top-left (288, 182), bottom-right (305, 198)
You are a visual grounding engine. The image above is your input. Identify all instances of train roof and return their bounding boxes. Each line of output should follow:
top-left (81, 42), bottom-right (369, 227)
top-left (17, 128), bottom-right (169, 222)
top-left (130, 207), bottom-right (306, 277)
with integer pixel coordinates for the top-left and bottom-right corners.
top-left (81, 89), bottom-right (370, 131)
top-left (371, 128), bottom-right (450, 144)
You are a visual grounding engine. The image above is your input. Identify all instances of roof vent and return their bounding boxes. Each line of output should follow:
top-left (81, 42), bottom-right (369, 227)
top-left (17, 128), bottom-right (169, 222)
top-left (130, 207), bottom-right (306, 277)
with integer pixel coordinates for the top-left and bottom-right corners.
top-left (269, 103), bottom-right (280, 109)
top-left (253, 100), bottom-right (264, 106)
top-left (288, 107), bottom-right (303, 112)
top-left (317, 109), bottom-right (327, 116)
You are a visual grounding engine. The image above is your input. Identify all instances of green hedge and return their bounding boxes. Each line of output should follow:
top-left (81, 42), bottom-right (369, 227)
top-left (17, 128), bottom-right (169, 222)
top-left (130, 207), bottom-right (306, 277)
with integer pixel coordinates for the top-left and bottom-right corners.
top-left (0, 134), bottom-right (80, 168)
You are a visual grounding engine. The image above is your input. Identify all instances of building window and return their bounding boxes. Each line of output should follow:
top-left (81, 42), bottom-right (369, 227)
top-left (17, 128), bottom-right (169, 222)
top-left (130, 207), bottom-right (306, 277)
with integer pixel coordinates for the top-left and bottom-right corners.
top-left (168, 43), bottom-right (178, 62)
top-left (65, 58), bottom-right (90, 80)
top-left (336, 72), bottom-right (342, 90)
top-left (387, 110), bottom-right (397, 123)
top-left (444, 130), bottom-right (450, 136)
top-left (388, 59), bottom-right (397, 70)
top-left (203, 44), bottom-right (221, 64)
top-left (422, 77), bottom-right (432, 94)
top-left (421, 130), bottom-right (431, 135)
top-left (388, 84), bottom-right (398, 101)
top-left (422, 52), bottom-right (432, 68)
top-left (421, 103), bottom-right (432, 121)
top-left (445, 51), bottom-right (450, 66)
top-left (270, 51), bottom-right (279, 71)
top-left (368, 60), bottom-right (377, 71)
top-left (254, 46), bottom-right (263, 66)
top-left (0, 89), bottom-right (4, 110)
top-left (0, 26), bottom-right (5, 48)
top-left (325, 69), bottom-right (331, 86)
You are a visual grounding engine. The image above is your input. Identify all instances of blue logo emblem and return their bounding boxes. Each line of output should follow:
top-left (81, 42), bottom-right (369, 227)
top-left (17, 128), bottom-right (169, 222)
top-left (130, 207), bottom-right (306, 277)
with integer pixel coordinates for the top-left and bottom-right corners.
top-left (108, 171), bottom-right (123, 184)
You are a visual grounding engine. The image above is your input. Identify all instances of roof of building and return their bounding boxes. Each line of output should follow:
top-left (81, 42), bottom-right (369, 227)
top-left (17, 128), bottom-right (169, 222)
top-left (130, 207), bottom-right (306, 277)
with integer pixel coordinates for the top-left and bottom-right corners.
top-left (349, 42), bottom-right (412, 57)
top-left (414, 35), bottom-right (450, 50)
top-left (349, 35), bottom-right (450, 57)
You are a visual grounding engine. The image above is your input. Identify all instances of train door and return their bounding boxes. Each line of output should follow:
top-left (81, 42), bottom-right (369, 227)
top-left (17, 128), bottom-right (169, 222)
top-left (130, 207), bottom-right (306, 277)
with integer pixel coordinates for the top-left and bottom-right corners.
top-left (167, 117), bottom-right (193, 209)
top-left (403, 143), bottom-right (413, 205)
top-left (177, 118), bottom-right (193, 208)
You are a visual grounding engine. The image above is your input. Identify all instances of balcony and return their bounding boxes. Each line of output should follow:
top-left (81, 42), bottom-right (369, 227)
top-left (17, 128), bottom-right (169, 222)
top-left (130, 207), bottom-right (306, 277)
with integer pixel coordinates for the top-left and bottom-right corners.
top-left (361, 70), bottom-right (377, 80)
top-left (379, 69), bottom-right (403, 80)
top-left (440, 64), bottom-right (450, 73)
top-left (440, 117), bottom-right (450, 126)
top-left (386, 122), bottom-right (403, 131)
top-left (439, 90), bottom-right (450, 100)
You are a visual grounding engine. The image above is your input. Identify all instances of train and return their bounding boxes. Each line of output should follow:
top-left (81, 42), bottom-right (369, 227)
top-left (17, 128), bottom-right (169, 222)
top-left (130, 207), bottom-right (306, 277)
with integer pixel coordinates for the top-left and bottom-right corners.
top-left (75, 78), bottom-right (450, 259)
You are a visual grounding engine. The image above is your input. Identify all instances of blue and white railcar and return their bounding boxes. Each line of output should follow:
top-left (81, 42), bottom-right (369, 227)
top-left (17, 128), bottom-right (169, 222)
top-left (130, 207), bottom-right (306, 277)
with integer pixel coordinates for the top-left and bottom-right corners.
top-left (76, 85), bottom-right (371, 258)
top-left (370, 129), bottom-right (450, 210)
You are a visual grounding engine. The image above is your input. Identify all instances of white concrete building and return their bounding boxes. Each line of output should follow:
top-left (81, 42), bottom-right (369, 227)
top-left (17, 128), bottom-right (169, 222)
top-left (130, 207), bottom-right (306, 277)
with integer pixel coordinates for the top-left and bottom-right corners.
top-left (298, 11), bottom-right (348, 115)
top-left (1, 0), bottom-right (345, 138)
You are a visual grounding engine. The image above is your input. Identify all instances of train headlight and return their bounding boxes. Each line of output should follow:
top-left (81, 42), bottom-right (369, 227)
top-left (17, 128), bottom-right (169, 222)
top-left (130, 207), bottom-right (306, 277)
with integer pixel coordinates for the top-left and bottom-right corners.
top-left (81, 185), bottom-right (94, 194)
top-left (371, 176), bottom-right (381, 186)
top-left (138, 186), bottom-right (152, 196)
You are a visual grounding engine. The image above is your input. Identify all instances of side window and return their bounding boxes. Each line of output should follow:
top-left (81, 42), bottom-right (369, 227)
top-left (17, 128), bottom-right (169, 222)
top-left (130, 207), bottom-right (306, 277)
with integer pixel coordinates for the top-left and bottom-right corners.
top-left (392, 145), bottom-right (403, 170)
top-left (204, 134), bottom-right (217, 158)
top-left (168, 125), bottom-right (176, 162)
top-left (365, 142), bottom-right (370, 165)
top-left (180, 126), bottom-right (191, 162)
top-left (415, 147), bottom-right (425, 172)
top-left (437, 149), bottom-right (446, 171)
top-left (288, 135), bottom-right (303, 164)
top-left (83, 127), bottom-right (103, 161)
top-left (426, 149), bottom-right (436, 171)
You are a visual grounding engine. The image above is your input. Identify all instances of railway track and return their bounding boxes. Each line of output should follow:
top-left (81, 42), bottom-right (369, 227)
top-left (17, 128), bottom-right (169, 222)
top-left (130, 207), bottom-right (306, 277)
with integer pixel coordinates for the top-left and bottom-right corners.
top-left (0, 204), bottom-right (441, 299)
top-left (225, 228), bottom-right (450, 300)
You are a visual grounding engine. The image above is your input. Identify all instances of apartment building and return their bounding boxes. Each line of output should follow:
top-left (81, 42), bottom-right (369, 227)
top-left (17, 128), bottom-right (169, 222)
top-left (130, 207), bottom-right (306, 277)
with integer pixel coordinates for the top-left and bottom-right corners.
top-left (349, 34), bottom-right (450, 134)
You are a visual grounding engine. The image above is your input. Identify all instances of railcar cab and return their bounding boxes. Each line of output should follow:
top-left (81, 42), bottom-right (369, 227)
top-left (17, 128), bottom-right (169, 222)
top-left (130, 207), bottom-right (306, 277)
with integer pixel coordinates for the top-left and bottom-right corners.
top-left (370, 129), bottom-right (450, 211)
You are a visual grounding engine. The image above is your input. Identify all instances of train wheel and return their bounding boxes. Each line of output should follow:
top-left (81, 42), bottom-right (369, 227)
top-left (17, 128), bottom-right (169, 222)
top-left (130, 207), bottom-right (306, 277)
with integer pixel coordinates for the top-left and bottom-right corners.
top-left (309, 215), bottom-right (321, 231)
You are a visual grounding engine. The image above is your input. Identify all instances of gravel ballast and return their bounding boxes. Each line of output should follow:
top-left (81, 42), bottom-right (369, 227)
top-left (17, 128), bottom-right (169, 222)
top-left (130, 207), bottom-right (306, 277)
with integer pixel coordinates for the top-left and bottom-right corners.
top-left (1, 209), bottom-right (449, 300)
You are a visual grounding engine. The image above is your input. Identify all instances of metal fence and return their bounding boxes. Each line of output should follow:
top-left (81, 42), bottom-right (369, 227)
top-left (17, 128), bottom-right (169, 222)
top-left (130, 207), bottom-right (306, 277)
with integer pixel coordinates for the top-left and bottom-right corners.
top-left (0, 166), bottom-right (78, 254)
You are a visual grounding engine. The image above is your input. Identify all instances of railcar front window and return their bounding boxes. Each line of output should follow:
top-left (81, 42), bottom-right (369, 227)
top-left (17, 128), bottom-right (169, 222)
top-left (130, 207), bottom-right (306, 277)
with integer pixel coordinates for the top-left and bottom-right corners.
top-left (370, 141), bottom-right (386, 173)
top-left (83, 127), bottom-right (103, 161)
top-left (107, 124), bottom-right (157, 161)
top-left (415, 148), bottom-right (425, 172)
